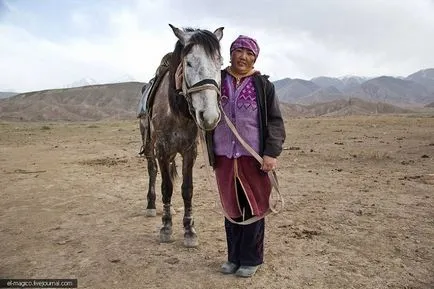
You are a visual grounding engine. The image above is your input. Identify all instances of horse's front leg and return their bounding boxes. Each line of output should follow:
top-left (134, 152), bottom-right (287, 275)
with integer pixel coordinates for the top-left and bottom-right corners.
top-left (158, 157), bottom-right (174, 243)
top-left (182, 147), bottom-right (198, 248)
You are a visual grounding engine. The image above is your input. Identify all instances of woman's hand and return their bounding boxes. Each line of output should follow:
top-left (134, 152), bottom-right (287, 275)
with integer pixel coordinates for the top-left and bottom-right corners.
top-left (261, 155), bottom-right (277, 172)
top-left (175, 63), bottom-right (183, 90)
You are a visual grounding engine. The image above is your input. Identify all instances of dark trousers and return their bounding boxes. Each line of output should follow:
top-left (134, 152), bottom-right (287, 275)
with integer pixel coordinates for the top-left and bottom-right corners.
top-left (224, 218), bottom-right (265, 266)
top-left (223, 176), bottom-right (265, 266)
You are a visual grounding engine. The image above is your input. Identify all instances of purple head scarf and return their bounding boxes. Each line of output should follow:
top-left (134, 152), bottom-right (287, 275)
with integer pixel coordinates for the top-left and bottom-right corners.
top-left (230, 35), bottom-right (260, 58)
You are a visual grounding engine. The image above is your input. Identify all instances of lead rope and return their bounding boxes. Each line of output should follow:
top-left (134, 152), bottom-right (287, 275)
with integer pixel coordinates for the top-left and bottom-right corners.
top-left (197, 130), bottom-right (221, 214)
top-left (198, 103), bottom-right (284, 225)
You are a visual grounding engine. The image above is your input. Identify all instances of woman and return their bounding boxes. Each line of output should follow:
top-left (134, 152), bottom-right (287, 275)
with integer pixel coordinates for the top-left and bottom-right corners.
top-left (176, 35), bottom-right (286, 278)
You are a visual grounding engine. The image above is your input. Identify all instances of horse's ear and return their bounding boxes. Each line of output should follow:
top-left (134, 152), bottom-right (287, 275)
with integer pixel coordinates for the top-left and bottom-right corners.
top-left (169, 24), bottom-right (186, 45)
top-left (213, 27), bottom-right (224, 41)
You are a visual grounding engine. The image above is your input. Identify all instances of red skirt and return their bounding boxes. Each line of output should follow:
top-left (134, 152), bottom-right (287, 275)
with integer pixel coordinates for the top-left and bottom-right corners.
top-left (214, 155), bottom-right (271, 219)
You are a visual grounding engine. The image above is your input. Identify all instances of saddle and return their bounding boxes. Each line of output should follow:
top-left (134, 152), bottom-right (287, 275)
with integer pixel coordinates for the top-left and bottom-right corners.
top-left (137, 52), bottom-right (172, 118)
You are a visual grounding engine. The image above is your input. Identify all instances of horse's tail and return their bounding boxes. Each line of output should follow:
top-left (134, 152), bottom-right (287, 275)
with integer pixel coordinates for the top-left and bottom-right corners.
top-left (169, 160), bottom-right (178, 181)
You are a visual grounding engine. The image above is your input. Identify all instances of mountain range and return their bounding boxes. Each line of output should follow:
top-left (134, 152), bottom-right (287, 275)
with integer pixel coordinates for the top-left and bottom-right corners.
top-left (0, 92), bottom-right (18, 99)
top-left (0, 82), bottom-right (144, 121)
top-left (1, 68), bottom-right (433, 121)
top-left (274, 68), bottom-right (434, 107)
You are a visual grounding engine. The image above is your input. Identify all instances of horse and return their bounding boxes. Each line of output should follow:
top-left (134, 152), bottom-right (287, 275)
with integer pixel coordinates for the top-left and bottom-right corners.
top-left (139, 24), bottom-right (224, 247)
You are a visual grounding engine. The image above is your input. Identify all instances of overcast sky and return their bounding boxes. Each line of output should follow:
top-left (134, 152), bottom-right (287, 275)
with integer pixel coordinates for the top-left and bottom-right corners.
top-left (1, 0), bottom-right (433, 92)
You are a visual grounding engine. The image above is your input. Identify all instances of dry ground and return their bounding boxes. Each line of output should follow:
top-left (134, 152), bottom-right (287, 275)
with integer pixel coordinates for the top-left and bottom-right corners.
top-left (1, 114), bottom-right (433, 289)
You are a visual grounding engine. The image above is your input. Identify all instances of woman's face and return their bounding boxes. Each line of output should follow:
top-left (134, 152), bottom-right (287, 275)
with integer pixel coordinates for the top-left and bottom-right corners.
top-left (230, 48), bottom-right (256, 75)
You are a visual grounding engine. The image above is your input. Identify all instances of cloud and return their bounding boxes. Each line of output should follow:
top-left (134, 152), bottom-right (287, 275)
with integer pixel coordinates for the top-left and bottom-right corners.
top-left (169, 0), bottom-right (434, 78)
top-left (1, 0), bottom-right (434, 92)
top-left (70, 11), bottom-right (91, 31)
top-left (0, 0), bottom-right (15, 14)
top-left (0, 25), bottom-right (119, 91)
top-left (0, 1), bottom-right (180, 92)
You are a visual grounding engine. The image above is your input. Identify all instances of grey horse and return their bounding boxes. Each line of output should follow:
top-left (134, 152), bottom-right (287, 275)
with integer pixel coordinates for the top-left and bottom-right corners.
top-left (139, 24), bottom-right (223, 247)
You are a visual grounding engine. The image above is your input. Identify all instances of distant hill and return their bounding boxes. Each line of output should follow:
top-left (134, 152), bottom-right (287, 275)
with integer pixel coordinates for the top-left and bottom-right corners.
top-left (273, 78), bottom-right (292, 91)
top-left (279, 97), bottom-right (411, 117)
top-left (297, 85), bottom-right (343, 105)
top-left (406, 68), bottom-right (434, 94)
top-left (4, 68), bottom-right (433, 114)
top-left (349, 76), bottom-right (433, 106)
top-left (0, 82), bottom-right (144, 121)
top-left (276, 79), bottom-right (320, 103)
top-left (278, 102), bottom-right (311, 117)
top-left (0, 81), bottom-right (411, 122)
top-left (340, 76), bottom-right (370, 91)
top-left (64, 75), bottom-right (137, 88)
top-left (275, 68), bottom-right (434, 107)
top-left (311, 77), bottom-right (345, 91)
top-left (308, 97), bottom-right (412, 117)
top-left (0, 92), bottom-right (17, 99)
top-left (65, 77), bottom-right (98, 88)
top-left (310, 76), bottom-right (370, 92)
top-left (3, 68), bottom-right (433, 122)
top-left (278, 97), bottom-right (410, 117)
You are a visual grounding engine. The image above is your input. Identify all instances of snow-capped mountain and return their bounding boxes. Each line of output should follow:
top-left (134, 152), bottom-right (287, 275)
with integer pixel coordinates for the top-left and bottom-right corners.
top-left (406, 68), bottom-right (434, 93)
top-left (64, 75), bottom-right (138, 89)
top-left (276, 68), bottom-right (434, 106)
top-left (65, 77), bottom-right (98, 88)
top-left (110, 74), bottom-right (137, 83)
top-left (340, 75), bottom-right (370, 85)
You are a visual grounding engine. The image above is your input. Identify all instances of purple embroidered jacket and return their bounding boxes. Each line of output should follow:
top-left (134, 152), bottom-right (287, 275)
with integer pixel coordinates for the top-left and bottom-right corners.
top-left (213, 73), bottom-right (260, 158)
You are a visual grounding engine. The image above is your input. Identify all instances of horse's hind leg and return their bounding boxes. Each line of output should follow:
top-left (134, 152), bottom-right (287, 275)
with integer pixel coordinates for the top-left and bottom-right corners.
top-left (181, 148), bottom-right (198, 248)
top-left (158, 156), bottom-right (174, 243)
top-left (138, 119), bottom-right (146, 155)
top-left (145, 151), bottom-right (157, 217)
top-left (141, 119), bottom-right (157, 217)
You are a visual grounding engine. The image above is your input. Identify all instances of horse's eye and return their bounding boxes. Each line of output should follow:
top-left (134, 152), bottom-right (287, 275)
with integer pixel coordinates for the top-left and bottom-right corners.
top-left (186, 61), bottom-right (192, 67)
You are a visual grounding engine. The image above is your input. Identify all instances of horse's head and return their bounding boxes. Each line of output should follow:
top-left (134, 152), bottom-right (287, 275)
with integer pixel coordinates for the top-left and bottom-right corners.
top-left (169, 24), bottom-right (224, 131)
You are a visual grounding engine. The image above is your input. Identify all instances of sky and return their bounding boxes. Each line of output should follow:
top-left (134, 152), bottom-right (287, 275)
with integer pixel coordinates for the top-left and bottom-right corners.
top-left (1, 0), bottom-right (434, 92)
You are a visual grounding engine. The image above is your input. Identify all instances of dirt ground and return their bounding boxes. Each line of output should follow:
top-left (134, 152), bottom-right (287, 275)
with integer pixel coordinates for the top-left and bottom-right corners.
top-left (1, 114), bottom-right (433, 289)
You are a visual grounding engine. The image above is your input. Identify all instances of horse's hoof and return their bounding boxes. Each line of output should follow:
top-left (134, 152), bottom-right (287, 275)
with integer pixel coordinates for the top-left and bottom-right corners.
top-left (160, 233), bottom-right (173, 243)
top-left (160, 228), bottom-right (173, 243)
top-left (184, 236), bottom-right (198, 248)
top-left (146, 209), bottom-right (157, 217)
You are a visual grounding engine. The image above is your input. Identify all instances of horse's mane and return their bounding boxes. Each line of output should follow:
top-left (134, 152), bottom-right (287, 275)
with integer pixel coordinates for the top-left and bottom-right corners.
top-left (168, 28), bottom-right (221, 116)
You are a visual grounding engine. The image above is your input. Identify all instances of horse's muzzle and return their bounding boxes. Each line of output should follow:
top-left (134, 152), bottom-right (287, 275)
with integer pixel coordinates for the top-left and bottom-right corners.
top-left (197, 109), bottom-right (221, 131)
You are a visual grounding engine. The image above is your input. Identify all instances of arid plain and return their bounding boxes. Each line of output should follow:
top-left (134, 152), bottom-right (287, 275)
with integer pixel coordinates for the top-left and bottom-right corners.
top-left (1, 113), bottom-right (433, 289)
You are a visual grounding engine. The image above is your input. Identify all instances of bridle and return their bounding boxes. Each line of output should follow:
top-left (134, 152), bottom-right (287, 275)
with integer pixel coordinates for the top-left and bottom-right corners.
top-left (181, 58), bottom-right (221, 96)
top-left (180, 57), bottom-right (222, 125)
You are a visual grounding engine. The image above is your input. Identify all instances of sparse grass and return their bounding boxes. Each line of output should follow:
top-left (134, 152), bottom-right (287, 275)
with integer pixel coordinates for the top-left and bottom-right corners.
top-left (1, 114), bottom-right (433, 289)
top-left (78, 157), bottom-right (128, 167)
top-left (356, 150), bottom-right (392, 160)
top-left (40, 125), bottom-right (51, 130)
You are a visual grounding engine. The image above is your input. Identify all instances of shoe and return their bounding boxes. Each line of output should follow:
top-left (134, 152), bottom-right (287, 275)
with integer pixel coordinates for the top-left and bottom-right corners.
top-left (220, 261), bottom-right (239, 274)
top-left (235, 265), bottom-right (260, 278)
